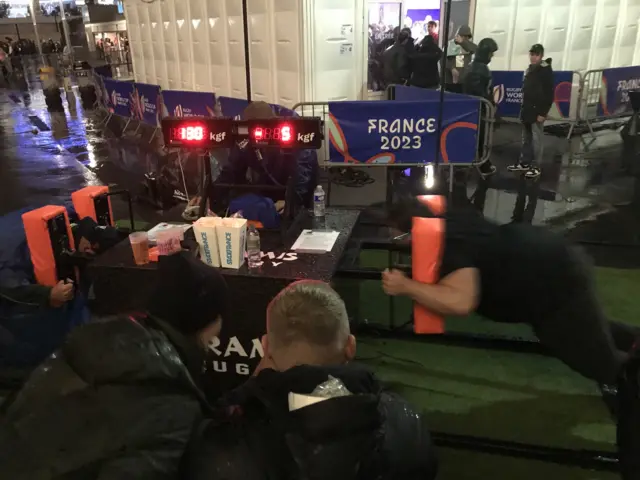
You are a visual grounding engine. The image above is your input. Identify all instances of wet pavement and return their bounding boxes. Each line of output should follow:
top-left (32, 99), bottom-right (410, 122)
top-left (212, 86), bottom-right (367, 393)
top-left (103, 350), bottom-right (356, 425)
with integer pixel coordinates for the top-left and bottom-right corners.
top-left (0, 81), bottom-right (638, 260)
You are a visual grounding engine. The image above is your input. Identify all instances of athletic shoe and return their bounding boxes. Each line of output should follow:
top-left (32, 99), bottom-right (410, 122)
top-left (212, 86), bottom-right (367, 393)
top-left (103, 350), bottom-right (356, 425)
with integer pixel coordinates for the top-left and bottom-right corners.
top-left (524, 166), bottom-right (541, 179)
top-left (507, 163), bottom-right (529, 172)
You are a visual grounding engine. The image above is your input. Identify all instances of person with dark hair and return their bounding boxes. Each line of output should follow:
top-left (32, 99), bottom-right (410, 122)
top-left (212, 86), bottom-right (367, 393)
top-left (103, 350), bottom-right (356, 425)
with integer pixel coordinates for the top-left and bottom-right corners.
top-left (0, 251), bottom-right (228, 479)
top-left (427, 20), bottom-right (439, 43)
top-left (381, 197), bottom-right (640, 416)
top-left (409, 35), bottom-right (442, 89)
top-left (186, 281), bottom-right (438, 480)
top-left (382, 28), bottom-right (413, 86)
top-left (463, 37), bottom-right (499, 176)
top-left (508, 43), bottom-right (554, 179)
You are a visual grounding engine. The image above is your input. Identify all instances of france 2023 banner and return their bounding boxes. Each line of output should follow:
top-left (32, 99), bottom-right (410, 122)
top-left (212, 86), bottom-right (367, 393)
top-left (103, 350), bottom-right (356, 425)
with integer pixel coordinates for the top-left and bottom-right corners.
top-left (492, 70), bottom-right (574, 119)
top-left (102, 78), bottom-right (134, 117)
top-left (598, 66), bottom-right (640, 117)
top-left (131, 83), bottom-right (162, 127)
top-left (327, 99), bottom-right (480, 165)
top-left (161, 90), bottom-right (217, 118)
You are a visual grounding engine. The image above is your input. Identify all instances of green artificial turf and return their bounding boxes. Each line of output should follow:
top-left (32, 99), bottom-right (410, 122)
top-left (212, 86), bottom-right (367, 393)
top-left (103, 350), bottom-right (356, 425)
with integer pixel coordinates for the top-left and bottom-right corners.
top-left (345, 251), bottom-right (640, 479)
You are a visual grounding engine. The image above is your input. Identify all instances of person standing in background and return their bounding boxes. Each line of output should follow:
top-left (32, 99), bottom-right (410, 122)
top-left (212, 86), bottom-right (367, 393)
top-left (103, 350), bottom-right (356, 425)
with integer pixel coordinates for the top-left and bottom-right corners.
top-left (409, 35), bottom-right (442, 89)
top-left (427, 20), bottom-right (439, 44)
top-left (508, 44), bottom-right (554, 179)
top-left (463, 38), bottom-right (499, 176)
top-left (445, 25), bottom-right (477, 92)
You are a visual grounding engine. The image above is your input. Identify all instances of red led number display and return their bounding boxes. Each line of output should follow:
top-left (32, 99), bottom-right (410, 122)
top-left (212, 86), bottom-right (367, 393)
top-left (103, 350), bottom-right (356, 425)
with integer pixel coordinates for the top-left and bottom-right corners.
top-left (251, 125), bottom-right (293, 144)
top-left (171, 125), bottom-right (205, 143)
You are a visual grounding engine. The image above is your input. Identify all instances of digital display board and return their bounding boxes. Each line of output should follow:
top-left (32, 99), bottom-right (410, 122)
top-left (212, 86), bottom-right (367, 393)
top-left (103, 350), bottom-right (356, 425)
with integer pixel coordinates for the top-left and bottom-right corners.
top-left (161, 117), bottom-right (235, 148)
top-left (247, 118), bottom-right (323, 149)
top-left (161, 116), bottom-right (323, 150)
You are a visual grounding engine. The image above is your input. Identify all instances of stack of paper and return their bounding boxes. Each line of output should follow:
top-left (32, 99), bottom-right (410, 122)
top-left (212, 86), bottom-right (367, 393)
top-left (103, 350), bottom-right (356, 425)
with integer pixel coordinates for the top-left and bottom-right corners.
top-left (291, 230), bottom-right (340, 253)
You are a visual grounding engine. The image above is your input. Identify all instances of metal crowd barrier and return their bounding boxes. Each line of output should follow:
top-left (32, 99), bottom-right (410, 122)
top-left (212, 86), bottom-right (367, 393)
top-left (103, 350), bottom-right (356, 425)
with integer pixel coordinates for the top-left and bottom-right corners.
top-left (291, 96), bottom-right (495, 169)
top-left (578, 68), bottom-right (634, 138)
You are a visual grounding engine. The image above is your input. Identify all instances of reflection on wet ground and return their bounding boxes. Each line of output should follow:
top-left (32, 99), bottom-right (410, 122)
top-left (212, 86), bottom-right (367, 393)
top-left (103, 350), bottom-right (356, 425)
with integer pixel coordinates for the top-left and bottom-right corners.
top-left (0, 83), bottom-right (638, 261)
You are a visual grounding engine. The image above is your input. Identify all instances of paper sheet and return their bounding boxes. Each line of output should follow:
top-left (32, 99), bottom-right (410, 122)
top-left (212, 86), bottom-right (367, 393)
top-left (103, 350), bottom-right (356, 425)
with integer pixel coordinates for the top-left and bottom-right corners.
top-left (291, 230), bottom-right (340, 253)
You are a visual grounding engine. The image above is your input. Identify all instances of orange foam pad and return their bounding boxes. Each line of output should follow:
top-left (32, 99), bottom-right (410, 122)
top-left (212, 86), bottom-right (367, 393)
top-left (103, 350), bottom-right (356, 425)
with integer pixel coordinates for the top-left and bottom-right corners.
top-left (71, 186), bottom-right (114, 226)
top-left (412, 195), bottom-right (447, 334)
top-left (22, 206), bottom-right (75, 287)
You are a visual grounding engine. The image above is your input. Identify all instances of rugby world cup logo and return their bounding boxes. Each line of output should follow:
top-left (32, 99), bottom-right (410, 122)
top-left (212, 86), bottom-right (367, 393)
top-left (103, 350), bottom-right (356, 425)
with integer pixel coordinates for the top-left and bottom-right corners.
top-left (111, 90), bottom-right (118, 108)
top-left (493, 84), bottom-right (505, 105)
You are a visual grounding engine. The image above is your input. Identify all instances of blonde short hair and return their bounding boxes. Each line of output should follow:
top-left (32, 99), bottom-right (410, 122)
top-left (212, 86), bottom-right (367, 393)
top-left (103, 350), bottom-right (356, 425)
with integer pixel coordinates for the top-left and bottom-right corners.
top-left (267, 281), bottom-right (350, 354)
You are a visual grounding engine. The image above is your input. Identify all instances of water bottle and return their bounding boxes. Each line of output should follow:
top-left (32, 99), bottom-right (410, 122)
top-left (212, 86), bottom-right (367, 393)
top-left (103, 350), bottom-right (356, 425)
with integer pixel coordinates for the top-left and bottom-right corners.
top-left (247, 225), bottom-right (261, 268)
top-left (313, 185), bottom-right (326, 218)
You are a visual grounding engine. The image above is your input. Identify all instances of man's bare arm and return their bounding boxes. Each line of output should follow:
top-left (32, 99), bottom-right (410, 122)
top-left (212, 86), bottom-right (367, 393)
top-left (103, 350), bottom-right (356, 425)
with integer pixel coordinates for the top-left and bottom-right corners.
top-left (404, 268), bottom-right (480, 316)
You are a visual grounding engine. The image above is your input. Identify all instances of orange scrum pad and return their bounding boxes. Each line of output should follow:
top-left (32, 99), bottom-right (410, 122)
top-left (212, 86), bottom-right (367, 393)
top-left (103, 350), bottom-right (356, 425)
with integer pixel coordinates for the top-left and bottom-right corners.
top-left (71, 185), bottom-right (114, 226)
top-left (412, 195), bottom-right (447, 334)
top-left (22, 206), bottom-right (75, 287)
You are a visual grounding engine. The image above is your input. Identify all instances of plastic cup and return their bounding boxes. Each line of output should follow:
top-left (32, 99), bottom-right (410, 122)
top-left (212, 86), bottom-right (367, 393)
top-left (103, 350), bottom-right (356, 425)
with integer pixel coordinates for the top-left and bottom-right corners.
top-left (129, 231), bottom-right (150, 265)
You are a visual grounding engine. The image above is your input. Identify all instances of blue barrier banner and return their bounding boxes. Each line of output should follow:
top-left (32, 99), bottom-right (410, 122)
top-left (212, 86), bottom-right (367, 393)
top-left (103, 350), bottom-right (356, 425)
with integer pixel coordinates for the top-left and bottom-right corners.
top-left (492, 70), bottom-right (574, 119)
top-left (102, 78), bottom-right (134, 117)
top-left (219, 96), bottom-right (249, 119)
top-left (598, 66), bottom-right (640, 116)
top-left (328, 100), bottom-right (480, 165)
top-left (161, 90), bottom-right (217, 117)
top-left (218, 96), bottom-right (299, 119)
top-left (131, 83), bottom-right (162, 127)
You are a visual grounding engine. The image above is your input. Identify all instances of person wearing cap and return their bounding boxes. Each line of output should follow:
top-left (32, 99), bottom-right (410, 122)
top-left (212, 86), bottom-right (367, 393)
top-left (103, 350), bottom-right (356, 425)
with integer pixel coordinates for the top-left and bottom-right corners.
top-left (445, 25), bottom-right (477, 92)
top-left (0, 251), bottom-right (228, 479)
top-left (508, 43), bottom-right (554, 178)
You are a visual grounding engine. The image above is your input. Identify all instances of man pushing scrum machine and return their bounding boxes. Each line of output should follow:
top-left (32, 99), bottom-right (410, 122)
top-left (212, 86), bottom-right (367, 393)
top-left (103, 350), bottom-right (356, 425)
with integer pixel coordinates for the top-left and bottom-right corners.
top-left (381, 196), bottom-right (640, 476)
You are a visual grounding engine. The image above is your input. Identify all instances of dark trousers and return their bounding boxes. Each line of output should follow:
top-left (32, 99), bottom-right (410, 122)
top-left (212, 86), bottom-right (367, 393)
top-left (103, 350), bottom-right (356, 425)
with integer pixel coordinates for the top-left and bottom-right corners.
top-left (529, 252), bottom-right (638, 385)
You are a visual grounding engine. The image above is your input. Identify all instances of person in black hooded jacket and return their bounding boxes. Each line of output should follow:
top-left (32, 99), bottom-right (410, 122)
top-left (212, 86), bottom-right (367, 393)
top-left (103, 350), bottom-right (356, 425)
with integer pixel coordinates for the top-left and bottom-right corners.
top-left (463, 37), bottom-right (499, 176)
top-left (185, 281), bottom-right (437, 480)
top-left (409, 35), bottom-right (442, 89)
top-left (0, 251), bottom-right (229, 480)
top-left (382, 29), bottom-right (414, 87)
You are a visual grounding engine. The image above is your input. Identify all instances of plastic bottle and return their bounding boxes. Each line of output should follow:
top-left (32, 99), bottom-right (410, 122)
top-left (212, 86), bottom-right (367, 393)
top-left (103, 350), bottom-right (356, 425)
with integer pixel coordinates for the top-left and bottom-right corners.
top-left (313, 185), bottom-right (326, 218)
top-left (247, 225), bottom-right (261, 268)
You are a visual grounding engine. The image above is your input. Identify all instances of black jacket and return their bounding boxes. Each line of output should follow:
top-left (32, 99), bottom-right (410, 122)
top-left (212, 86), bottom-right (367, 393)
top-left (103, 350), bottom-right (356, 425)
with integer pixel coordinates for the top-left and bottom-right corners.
top-left (462, 48), bottom-right (493, 102)
top-left (520, 60), bottom-right (554, 123)
top-left (382, 42), bottom-right (412, 86)
top-left (0, 315), bottom-right (208, 480)
top-left (185, 364), bottom-right (437, 480)
top-left (409, 42), bottom-right (442, 89)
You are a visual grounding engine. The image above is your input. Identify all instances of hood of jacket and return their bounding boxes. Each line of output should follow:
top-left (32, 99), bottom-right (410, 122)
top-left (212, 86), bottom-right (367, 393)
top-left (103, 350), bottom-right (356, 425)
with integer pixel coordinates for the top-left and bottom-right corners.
top-left (227, 364), bottom-right (385, 479)
top-left (5, 316), bottom-right (203, 419)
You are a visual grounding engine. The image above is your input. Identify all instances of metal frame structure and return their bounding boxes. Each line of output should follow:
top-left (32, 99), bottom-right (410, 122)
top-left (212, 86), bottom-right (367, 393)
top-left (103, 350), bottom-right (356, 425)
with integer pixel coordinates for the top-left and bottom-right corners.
top-left (334, 234), bottom-right (623, 474)
top-left (292, 96), bottom-right (496, 169)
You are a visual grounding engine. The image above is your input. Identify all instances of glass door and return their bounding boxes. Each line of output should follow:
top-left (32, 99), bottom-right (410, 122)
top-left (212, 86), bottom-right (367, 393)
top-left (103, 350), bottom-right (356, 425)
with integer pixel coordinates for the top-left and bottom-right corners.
top-left (366, 1), bottom-right (403, 93)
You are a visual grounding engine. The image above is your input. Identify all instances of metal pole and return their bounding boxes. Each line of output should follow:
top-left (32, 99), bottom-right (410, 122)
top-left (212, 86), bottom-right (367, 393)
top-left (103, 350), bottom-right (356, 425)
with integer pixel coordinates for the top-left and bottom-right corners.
top-left (30, 0), bottom-right (43, 59)
top-left (241, 0), bottom-right (252, 102)
top-left (58, 0), bottom-right (72, 55)
top-left (434, 0), bottom-right (454, 168)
